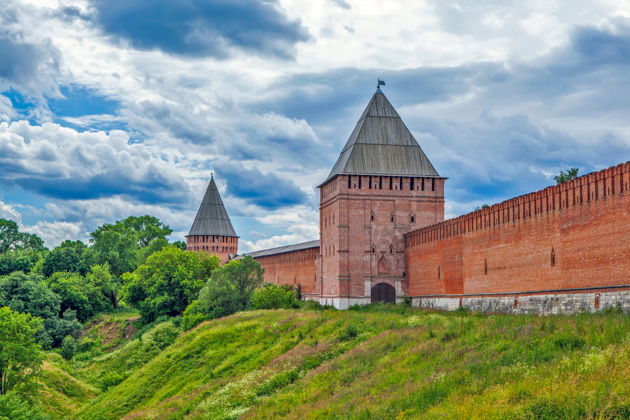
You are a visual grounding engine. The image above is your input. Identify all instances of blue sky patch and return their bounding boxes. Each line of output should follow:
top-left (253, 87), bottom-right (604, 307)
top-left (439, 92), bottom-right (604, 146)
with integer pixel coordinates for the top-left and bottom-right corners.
top-left (48, 85), bottom-right (120, 117)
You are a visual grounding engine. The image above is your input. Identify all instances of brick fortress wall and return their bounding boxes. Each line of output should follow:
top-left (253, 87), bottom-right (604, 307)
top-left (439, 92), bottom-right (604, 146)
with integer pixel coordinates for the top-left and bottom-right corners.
top-left (253, 247), bottom-right (319, 296)
top-left (405, 162), bottom-right (630, 312)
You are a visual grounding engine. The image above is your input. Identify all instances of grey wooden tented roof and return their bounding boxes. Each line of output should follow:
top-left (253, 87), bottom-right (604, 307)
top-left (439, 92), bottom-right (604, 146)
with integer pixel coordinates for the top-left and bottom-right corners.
top-left (187, 176), bottom-right (238, 237)
top-left (321, 88), bottom-right (439, 186)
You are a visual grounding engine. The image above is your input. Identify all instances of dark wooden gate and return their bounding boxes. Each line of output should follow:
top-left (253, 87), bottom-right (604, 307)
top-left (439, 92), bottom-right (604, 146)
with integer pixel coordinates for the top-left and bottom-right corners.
top-left (371, 283), bottom-right (396, 303)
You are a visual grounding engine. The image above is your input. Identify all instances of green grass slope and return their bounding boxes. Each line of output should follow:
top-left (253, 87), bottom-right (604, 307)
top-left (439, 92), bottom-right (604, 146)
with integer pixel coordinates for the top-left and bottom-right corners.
top-left (66, 307), bottom-right (629, 420)
top-left (37, 354), bottom-right (99, 419)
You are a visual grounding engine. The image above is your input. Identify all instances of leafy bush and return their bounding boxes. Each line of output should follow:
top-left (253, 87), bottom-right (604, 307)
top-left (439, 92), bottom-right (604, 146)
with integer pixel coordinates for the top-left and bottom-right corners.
top-left (42, 309), bottom-right (82, 349)
top-left (60, 335), bottom-right (77, 360)
top-left (250, 284), bottom-right (299, 310)
top-left (181, 257), bottom-right (264, 329)
top-left (182, 280), bottom-right (241, 329)
top-left (0, 392), bottom-right (47, 420)
top-left (100, 372), bottom-right (125, 391)
top-left (142, 321), bottom-right (180, 350)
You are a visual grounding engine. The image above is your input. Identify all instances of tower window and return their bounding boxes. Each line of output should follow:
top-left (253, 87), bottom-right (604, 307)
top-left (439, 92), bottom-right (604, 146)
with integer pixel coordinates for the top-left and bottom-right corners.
top-left (358, 176), bottom-right (362, 189)
top-left (390, 244), bottom-right (394, 254)
top-left (410, 215), bottom-right (415, 223)
top-left (399, 177), bottom-right (403, 190)
top-left (438, 266), bottom-right (441, 279)
top-left (432, 178), bottom-right (435, 191)
top-left (348, 176), bottom-right (351, 188)
top-left (551, 248), bottom-right (556, 267)
top-left (389, 177), bottom-right (393, 189)
top-left (410, 178), bottom-right (415, 190)
top-left (379, 177), bottom-right (383, 189)
top-left (370, 211), bottom-right (375, 221)
top-left (421, 178), bottom-right (425, 191)
top-left (390, 214), bottom-right (395, 223)
top-left (484, 259), bottom-right (488, 275)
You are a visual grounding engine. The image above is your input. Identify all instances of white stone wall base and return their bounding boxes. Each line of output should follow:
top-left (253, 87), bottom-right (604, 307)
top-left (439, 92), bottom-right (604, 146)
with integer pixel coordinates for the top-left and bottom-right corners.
top-left (319, 297), bottom-right (371, 309)
top-left (411, 291), bottom-right (630, 315)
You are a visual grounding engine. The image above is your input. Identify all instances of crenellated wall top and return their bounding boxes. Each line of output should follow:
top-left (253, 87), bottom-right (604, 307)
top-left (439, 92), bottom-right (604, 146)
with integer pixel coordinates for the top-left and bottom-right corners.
top-left (406, 161), bottom-right (630, 247)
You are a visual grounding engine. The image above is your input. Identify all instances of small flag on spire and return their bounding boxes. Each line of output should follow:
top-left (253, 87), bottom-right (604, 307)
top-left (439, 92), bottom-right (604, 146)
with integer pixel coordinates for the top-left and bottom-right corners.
top-left (377, 79), bottom-right (386, 87)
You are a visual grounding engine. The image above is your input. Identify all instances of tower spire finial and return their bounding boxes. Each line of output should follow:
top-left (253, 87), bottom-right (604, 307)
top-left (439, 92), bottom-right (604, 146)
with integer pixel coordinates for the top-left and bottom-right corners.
top-left (376, 78), bottom-right (386, 92)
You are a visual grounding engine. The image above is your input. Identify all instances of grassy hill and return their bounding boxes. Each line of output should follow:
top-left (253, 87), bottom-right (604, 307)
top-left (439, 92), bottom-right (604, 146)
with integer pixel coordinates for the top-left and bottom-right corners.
top-left (39, 306), bottom-right (629, 419)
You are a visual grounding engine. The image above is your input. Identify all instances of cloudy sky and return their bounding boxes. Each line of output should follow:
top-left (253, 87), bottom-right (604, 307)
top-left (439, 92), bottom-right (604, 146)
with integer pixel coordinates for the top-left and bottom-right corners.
top-left (1, 0), bottom-right (629, 251)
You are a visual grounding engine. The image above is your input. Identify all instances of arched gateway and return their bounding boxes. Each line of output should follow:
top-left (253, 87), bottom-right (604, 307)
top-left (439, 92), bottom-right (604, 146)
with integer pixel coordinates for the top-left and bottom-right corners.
top-left (371, 283), bottom-right (396, 303)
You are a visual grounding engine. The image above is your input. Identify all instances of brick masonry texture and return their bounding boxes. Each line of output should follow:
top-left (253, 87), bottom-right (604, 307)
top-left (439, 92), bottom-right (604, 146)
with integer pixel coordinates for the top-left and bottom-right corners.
top-left (406, 162), bottom-right (630, 298)
top-left (253, 162), bottom-right (629, 313)
top-left (255, 247), bottom-right (319, 295)
top-left (186, 235), bottom-right (238, 265)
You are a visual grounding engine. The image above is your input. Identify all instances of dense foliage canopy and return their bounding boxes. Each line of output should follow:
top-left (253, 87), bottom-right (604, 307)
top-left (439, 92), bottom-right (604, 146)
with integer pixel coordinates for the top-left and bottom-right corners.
top-left (122, 246), bottom-right (220, 322)
top-left (182, 256), bottom-right (264, 329)
top-left (0, 307), bottom-right (43, 395)
top-left (0, 219), bottom-right (45, 254)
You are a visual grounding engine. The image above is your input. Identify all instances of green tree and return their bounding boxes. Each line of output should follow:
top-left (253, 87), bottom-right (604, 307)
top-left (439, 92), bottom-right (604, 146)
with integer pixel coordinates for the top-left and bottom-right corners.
top-left (0, 272), bottom-right (80, 348)
top-left (116, 215), bottom-right (173, 248)
top-left (182, 257), bottom-right (265, 329)
top-left (0, 272), bottom-right (59, 321)
top-left (0, 249), bottom-right (45, 276)
top-left (171, 240), bottom-right (187, 250)
top-left (46, 271), bottom-right (114, 323)
top-left (89, 228), bottom-right (139, 278)
top-left (46, 272), bottom-right (93, 322)
top-left (42, 240), bottom-right (91, 277)
top-left (0, 307), bottom-right (43, 395)
top-left (60, 335), bottom-right (77, 360)
top-left (250, 284), bottom-right (299, 310)
top-left (85, 264), bottom-right (120, 309)
top-left (554, 167), bottom-right (580, 184)
top-left (0, 219), bottom-right (45, 254)
top-left (136, 238), bottom-right (169, 265)
top-left (122, 246), bottom-right (219, 323)
top-left (211, 256), bottom-right (264, 309)
top-left (42, 309), bottom-right (81, 349)
top-left (182, 279), bottom-right (241, 329)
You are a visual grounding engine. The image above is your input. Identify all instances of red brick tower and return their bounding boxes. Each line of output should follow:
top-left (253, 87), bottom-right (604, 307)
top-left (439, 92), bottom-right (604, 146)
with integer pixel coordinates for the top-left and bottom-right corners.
top-left (318, 86), bottom-right (446, 308)
top-left (186, 175), bottom-right (238, 264)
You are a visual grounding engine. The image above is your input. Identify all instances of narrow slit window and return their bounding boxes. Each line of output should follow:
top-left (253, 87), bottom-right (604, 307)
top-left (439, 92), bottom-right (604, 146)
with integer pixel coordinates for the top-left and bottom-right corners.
top-left (551, 247), bottom-right (556, 267)
top-left (484, 259), bottom-right (488, 275)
